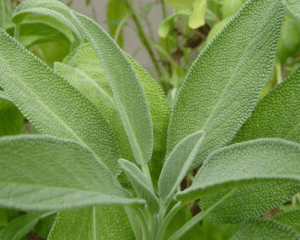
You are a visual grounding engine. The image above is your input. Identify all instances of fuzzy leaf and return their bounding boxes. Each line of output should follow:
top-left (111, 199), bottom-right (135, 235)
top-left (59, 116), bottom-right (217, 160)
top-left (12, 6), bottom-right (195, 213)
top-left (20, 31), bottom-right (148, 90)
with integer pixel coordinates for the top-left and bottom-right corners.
top-left (0, 135), bottom-right (145, 211)
top-left (119, 159), bottom-right (159, 213)
top-left (72, 11), bottom-right (154, 165)
top-left (176, 139), bottom-right (300, 223)
top-left (0, 28), bottom-right (121, 176)
top-left (11, 0), bottom-right (84, 43)
top-left (283, 0), bottom-right (300, 23)
top-left (158, 131), bottom-right (205, 206)
top-left (232, 67), bottom-right (300, 144)
top-left (167, 0), bottom-right (283, 168)
top-left (1, 212), bottom-right (54, 240)
top-left (230, 217), bottom-right (300, 240)
top-left (48, 206), bottom-right (134, 240)
top-left (274, 209), bottom-right (300, 233)
top-left (0, 0), bottom-right (4, 29)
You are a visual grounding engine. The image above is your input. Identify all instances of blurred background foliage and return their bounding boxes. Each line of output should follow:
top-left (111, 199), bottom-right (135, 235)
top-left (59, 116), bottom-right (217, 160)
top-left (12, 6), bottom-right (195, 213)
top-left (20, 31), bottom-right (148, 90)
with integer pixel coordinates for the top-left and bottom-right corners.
top-left (1, 0), bottom-right (300, 239)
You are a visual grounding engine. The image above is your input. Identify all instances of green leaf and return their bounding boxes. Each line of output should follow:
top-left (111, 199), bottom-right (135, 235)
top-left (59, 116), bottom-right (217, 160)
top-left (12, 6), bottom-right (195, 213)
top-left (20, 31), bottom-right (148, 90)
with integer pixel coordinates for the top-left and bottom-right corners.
top-left (0, 208), bottom-right (7, 227)
top-left (158, 9), bottom-right (192, 38)
top-left (221, 0), bottom-right (244, 18)
top-left (1, 212), bottom-right (53, 240)
top-left (176, 139), bottom-right (300, 223)
top-left (283, 0), bottom-right (300, 23)
top-left (230, 217), bottom-right (300, 240)
top-left (72, 11), bottom-right (154, 165)
top-left (204, 16), bottom-right (231, 46)
top-left (0, 0), bottom-right (5, 29)
top-left (274, 209), bottom-right (300, 233)
top-left (140, 2), bottom-right (152, 19)
top-left (11, 0), bottom-right (84, 43)
top-left (158, 131), bottom-right (205, 206)
top-left (167, 0), bottom-right (283, 168)
top-left (48, 206), bottom-right (134, 240)
top-left (232, 67), bottom-right (300, 144)
top-left (119, 159), bottom-right (160, 213)
top-left (107, 0), bottom-right (127, 48)
top-left (166, 0), bottom-right (195, 10)
top-left (85, 0), bottom-right (91, 6)
top-left (0, 28), bottom-right (121, 176)
top-left (34, 213), bottom-right (56, 239)
top-left (0, 135), bottom-right (145, 211)
top-left (0, 94), bottom-right (23, 137)
top-left (188, 0), bottom-right (207, 29)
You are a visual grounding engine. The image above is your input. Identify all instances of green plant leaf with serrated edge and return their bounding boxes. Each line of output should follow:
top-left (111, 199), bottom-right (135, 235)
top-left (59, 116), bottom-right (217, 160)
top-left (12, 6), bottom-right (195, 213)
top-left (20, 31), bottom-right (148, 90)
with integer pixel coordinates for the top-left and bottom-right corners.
top-left (1, 212), bottom-right (54, 240)
top-left (11, 0), bottom-right (84, 43)
top-left (230, 217), bottom-right (300, 240)
top-left (274, 209), bottom-right (300, 233)
top-left (48, 206), bottom-right (135, 240)
top-left (119, 159), bottom-right (160, 213)
top-left (176, 139), bottom-right (300, 223)
top-left (0, 27), bottom-right (121, 176)
top-left (71, 11), bottom-right (154, 167)
top-left (167, 0), bottom-right (283, 169)
top-left (232, 66), bottom-right (300, 144)
top-left (158, 131), bottom-right (205, 207)
top-left (0, 135), bottom-right (145, 211)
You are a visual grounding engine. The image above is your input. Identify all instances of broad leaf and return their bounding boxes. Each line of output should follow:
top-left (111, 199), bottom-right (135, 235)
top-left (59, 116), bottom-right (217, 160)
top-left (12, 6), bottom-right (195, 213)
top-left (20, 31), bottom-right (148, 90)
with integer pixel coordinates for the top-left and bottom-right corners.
top-left (0, 93), bottom-right (23, 137)
top-left (72, 11), bottom-right (154, 165)
top-left (158, 131), bottom-right (205, 206)
top-left (167, 0), bottom-right (283, 168)
top-left (222, 0), bottom-right (244, 18)
top-left (0, 0), bottom-right (4, 29)
top-left (1, 212), bottom-right (54, 240)
top-left (274, 209), bottom-right (300, 233)
top-left (176, 139), bottom-right (300, 223)
top-left (165, 0), bottom-right (195, 10)
top-left (12, 0), bottom-right (84, 43)
top-left (0, 28), bottom-right (121, 175)
top-left (283, 0), bottom-right (300, 23)
top-left (119, 159), bottom-right (159, 213)
top-left (0, 135), bottom-right (145, 211)
top-left (48, 206), bottom-right (135, 240)
top-left (232, 66), bottom-right (300, 144)
top-left (230, 217), bottom-right (300, 240)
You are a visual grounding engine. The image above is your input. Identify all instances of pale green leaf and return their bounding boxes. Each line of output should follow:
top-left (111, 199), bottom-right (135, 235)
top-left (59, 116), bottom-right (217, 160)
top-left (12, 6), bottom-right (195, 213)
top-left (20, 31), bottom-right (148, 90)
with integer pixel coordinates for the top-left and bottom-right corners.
top-left (222, 0), bottom-right (244, 18)
top-left (230, 217), bottom-right (300, 240)
top-left (48, 206), bottom-right (134, 240)
top-left (283, 0), bottom-right (300, 23)
top-left (0, 0), bottom-right (4, 29)
top-left (72, 11), bottom-right (154, 165)
top-left (11, 0), bottom-right (84, 43)
top-left (158, 9), bottom-right (192, 38)
top-left (176, 139), bottom-right (300, 223)
top-left (0, 135), bottom-right (145, 211)
top-left (165, 0), bottom-right (195, 10)
top-left (204, 16), bottom-right (231, 46)
top-left (0, 28), bottom-right (121, 175)
top-left (119, 159), bottom-right (159, 213)
top-left (1, 212), bottom-right (54, 240)
top-left (140, 2), bottom-right (152, 19)
top-left (167, 0), bottom-right (283, 168)
top-left (158, 131), bottom-right (205, 206)
top-left (274, 209), bottom-right (300, 233)
top-left (188, 0), bottom-right (207, 29)
top-left (232, 67), bottom-right (300, 144)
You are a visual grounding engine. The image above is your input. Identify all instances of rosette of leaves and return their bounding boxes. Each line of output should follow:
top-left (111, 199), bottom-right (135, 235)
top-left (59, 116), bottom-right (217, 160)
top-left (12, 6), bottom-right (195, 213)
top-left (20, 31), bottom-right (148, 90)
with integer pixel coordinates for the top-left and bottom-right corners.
top-left (1, 0), bottom-right (300, 239)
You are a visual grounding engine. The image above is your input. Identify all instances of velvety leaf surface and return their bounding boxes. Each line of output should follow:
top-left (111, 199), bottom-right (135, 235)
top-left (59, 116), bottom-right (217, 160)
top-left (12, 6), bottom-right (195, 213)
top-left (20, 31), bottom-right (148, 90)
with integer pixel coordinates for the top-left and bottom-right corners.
top-left (0, 28), bottom-right (121, 175)
top-left (283, 0), bottom-right (300, 23)
top-left (72, 11), bottom-right (153, 165)
top-left (0, 0), bottom-right (4, 29)
top-left (119, 159), bottom-right (159, 213)
top-left (1, 212), bottom-right (53, 240)
top-left (11, 0), bottom-right (84, 43)
top-left (176, 139), bottom-right (300, 223)
top-left (274, 209), bottom-right (300, 233)
top-left (158, 131), bottom-right (205, 206)
top-left (232, 67), bottom-right (300, 144)
top-left (167, 0), bottom-right (283, 168)
top-left (48, 206), bottom-right (135, 240)
top-left (230, 217), bottom-right (300, 240)
top-left (0, 135), bottom-right (145, 211)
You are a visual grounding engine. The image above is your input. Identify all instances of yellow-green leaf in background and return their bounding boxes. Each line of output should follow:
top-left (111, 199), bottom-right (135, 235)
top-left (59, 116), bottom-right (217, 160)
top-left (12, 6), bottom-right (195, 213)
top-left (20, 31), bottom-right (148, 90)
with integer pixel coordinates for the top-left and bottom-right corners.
top-left (166, 0), bottom-right (195, 10)
top-left (188, 0), bottom-right (207, 29)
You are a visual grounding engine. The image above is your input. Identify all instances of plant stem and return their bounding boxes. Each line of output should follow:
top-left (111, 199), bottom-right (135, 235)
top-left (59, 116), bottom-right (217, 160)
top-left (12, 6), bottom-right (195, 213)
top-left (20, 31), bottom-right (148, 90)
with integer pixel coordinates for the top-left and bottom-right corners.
top-left (14, 23), bottom-right (20, 41)
top-left (114, 13), bottom-right (128, 42)
top-left (155, 201), bottom-right (185, 240)
top-left (161, 0), bottom-right (167, 20)
top-left (124, 0), bottom-right (163, 77)
top-left (167, 189), bottom-right (237, 240)
top-left (125, 206), bottom-right (143, 240)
